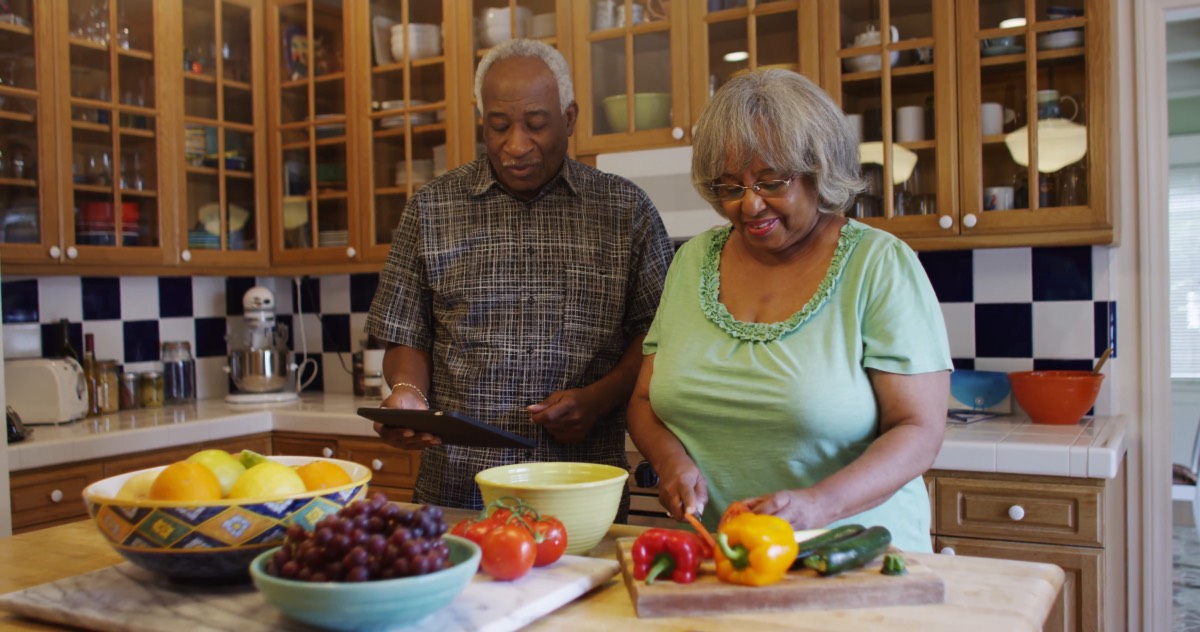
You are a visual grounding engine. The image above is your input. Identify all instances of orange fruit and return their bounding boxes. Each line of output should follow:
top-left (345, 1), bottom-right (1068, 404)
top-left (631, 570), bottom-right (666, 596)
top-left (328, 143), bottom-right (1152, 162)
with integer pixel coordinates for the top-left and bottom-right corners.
top-left (148, 461), bottom-right (223, 502)
top-left (295, 460), bottom-right (353, 491)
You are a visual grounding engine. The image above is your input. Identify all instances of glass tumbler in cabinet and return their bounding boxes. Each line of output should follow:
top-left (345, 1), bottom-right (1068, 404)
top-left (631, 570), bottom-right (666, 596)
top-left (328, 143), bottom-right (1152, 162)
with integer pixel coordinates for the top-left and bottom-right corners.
top-left (828, 0), bottom-right (956, 239)
top-left (0, 0), bottom-right (55, 263)
top-left (576, 0), bottom-right (686, 153)
top-left (180, 0), bottom-right (265, 265)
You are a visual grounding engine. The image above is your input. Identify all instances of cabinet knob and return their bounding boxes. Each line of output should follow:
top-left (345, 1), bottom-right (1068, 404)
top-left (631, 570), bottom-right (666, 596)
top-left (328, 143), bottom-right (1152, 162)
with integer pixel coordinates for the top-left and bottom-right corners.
top-left (1007, 505), bottom-right (1026, 521)
top-left (371, 458), bottom-right (384, 471)
top-left (66, 246), bottom-right (79, 259)
top-left (938, 215), bottom-right (953, 230)
top-left (346, 247), bottom-right (356, 259)
top-left (939, 546), bottom-right (956, 555)
top-left (49, 245), bottom-right (61, 259)
top-left (50, 489), bottom-right (64, 503)
top-left (181, 249), bottom-right (192, 262)
top-left (962, 213), bottom-right (977, 229)
top-left (671, 127), bottom-right (684, 140)
top-left (321, 447), bottom-right (333, 458)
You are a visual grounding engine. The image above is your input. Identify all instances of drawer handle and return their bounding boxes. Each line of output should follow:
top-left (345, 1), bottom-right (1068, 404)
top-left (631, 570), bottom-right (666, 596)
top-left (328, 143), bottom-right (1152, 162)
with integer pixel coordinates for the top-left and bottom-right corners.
top-left (371, 459), bottom-right (384, 471)
top-left (939, 546), bottom-right (956, 556)
top-left (1008, 505), bottom-right (1026, 521)
top-left (322, 447), bottom-right (334, 458)
top-left (50, 489), bottom-right (64, 503)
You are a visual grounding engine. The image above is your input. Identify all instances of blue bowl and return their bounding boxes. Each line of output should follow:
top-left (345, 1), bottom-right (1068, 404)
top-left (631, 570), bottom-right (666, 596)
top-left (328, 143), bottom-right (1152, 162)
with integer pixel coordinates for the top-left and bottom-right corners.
top-left (250, 535), bottom-right (481, 630)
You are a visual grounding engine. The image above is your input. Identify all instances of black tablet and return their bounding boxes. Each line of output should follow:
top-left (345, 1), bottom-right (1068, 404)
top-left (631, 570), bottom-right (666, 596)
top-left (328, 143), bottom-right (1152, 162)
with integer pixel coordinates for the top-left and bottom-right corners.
top-left (356, 408), bottom-right (536, 449)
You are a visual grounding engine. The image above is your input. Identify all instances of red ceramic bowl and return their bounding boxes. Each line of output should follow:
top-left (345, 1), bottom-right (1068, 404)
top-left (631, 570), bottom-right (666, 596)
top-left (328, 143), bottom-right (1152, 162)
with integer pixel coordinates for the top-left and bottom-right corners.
top-left (1008, 370), bottom-right (1103, 425)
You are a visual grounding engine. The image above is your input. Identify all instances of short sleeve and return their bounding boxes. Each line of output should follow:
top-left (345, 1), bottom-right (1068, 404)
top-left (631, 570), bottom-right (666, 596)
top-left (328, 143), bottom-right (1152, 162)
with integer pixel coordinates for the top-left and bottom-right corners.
top-left (622, 189), bottom-right (674, 340)
top-left (859, 239), bottom-right (952, 375)
top-left (364, 195), bottom-right (434, 350)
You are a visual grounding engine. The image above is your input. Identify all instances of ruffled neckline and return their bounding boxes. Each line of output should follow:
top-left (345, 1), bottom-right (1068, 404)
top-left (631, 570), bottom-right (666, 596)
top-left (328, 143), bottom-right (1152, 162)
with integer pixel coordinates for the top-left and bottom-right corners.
top-left (698, 219), bottom-right (866, 343)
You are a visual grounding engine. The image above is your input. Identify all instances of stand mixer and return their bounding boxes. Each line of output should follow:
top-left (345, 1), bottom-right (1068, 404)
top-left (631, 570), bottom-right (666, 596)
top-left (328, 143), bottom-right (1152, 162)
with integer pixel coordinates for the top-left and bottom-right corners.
top-left (225, 286), bottom-right (315, 404)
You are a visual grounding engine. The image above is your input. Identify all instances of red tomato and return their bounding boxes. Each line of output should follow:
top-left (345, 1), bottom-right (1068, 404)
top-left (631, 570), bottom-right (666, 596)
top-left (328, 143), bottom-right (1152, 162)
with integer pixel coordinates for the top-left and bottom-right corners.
top-left (480, 523), bottom-right (536, 581)
top-left (531, 516), bottom-right (567, 567)
top-left (452, 518), bottom-right (495, 547)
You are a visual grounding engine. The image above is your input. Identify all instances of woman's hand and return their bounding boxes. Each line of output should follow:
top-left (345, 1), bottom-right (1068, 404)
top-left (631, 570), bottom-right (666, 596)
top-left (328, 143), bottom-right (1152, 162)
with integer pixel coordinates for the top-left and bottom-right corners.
top-left (744, 489), bottom-right (829, 531)
top-left (656, 458), bottom-right (708, 522)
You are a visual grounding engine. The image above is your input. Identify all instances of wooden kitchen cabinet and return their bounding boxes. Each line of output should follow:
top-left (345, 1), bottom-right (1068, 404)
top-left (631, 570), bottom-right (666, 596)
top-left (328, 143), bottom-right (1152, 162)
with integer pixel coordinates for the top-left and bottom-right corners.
top-left (927, 466), bottom-right (1126, 632)
top-left (571, 0), bottom-right (689, 154)
top-left (176, 0), bottom-right (270, 268)
top-left (9, 461), bottom-right (104, 533)
top-left (273, 431), bottom-right (421, 500)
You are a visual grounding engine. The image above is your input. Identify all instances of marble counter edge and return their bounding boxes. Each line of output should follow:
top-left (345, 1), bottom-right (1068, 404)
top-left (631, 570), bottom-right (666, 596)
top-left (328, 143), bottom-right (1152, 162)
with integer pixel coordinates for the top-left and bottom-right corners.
top-left (8, 399), bottom-right (1130, 479)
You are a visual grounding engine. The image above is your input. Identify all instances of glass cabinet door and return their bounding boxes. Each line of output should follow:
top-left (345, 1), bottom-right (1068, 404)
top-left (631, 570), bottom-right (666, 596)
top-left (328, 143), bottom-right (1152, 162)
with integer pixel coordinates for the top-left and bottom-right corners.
top-left (961, 0), bottom-right (1105, 235)
top-left (573, 0), bottom-right (687, 153)
top-left (692, 0), bottom-right (820, 123)
top-left (268, 0), bottom-right (356, 264)
top-left (362, 0), bottom-right (450, 259)
top-left (60, 0), bottom-right (165, 263)
top-left (826, 0), bottom-right (957, 239)
top-left (0, 0), bottom-right (59, 263)
top-left (180, 0), bottom-right (266, 266)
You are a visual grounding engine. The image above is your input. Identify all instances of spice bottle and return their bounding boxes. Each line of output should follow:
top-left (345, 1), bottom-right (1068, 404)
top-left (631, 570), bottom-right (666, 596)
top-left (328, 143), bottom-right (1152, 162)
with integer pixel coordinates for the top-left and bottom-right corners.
top-left (95, 360), bottom-right (120, 414)
top-left (119, 371), bottom-right (139, 410)
top-left (161, 341), bottom-right (196, 404)
top-left (140, 370), bottom-right (164, 408)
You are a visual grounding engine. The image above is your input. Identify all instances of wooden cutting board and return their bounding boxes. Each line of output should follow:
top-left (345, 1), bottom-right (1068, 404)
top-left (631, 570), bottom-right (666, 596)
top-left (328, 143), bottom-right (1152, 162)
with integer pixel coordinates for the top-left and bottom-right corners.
top-left (616, 537), bottom-right (945, 618)
top-left (0, 555), bottom-right (619, 632)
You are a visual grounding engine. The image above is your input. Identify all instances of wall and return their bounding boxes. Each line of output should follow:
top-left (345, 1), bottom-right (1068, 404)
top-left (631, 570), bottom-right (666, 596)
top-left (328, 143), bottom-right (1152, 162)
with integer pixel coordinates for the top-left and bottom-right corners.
top-left (0, 273), bottom-right (381, 400)
top-left (0, 243), bottom-right (1116, 414)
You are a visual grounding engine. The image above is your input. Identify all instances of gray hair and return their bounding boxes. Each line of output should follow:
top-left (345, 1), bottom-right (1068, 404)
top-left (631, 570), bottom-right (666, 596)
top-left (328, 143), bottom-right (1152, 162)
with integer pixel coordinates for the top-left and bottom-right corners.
top-left (691, 69), bottom-right (864, 214)
top-left (474, 39), bottom-right (574, 115)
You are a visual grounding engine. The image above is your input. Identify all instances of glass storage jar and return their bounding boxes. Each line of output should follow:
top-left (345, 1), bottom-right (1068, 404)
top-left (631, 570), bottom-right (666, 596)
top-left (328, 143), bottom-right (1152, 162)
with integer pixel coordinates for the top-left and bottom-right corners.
top-left (119, 371), bottom-right (139, 410)
top-left (140, 370), bottom-right (164, 408)
top-left (95, 360), bottom-right (120, 414)
top-left (161, 341), bottom-right (196, 404)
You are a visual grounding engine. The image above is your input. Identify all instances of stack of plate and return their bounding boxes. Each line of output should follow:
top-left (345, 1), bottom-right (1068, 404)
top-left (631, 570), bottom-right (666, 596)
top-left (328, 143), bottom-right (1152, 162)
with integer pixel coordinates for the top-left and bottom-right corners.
top-left (391, 23), bottom-right (442, 61)
top-left (318, 230), bottom-right (348, 247)
top-left (1037, 29), bottom-right (1083, 50)
top-left (379, 100), bottom-right (438, 128)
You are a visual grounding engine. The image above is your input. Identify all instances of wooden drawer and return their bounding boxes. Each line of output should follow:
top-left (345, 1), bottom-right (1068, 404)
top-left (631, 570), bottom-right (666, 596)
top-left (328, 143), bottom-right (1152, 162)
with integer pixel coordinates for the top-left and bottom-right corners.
top-left (10, 462), bottom-right (105, 533)
top-left (206, 433), bottom-right (272, 457)
top-left (935, 474), bottom-right (1102, 547)
top-left (102, 446), bottom-right (196, 477)
top-left (273, 432), bottom-right (338, 458)
top-left (367, 484), bottom-right (414, 503)
top-left (338, 438), bottom-right (421, 490)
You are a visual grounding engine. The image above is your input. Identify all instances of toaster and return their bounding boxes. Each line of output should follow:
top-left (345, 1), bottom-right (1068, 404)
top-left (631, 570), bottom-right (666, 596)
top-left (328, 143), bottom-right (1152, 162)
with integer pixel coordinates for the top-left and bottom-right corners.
top-left (4, 358), bottom-right (88, 424)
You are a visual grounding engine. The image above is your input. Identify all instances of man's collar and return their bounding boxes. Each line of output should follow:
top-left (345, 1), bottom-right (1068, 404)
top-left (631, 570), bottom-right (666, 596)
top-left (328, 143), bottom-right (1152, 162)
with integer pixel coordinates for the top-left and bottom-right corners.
top-left (468, 155), bottom-right (583, 201)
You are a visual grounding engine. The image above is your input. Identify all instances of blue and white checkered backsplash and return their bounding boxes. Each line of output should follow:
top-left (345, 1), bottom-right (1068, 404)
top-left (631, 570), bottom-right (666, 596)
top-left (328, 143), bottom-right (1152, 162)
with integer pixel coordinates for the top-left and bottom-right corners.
top-left (2, 245), bottom-right (1116, 404)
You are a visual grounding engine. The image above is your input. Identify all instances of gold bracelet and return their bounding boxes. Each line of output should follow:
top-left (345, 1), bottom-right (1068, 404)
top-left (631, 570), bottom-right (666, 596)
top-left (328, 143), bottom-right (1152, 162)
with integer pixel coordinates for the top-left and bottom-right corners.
top-left (390, 382), bottom-right (429, 407)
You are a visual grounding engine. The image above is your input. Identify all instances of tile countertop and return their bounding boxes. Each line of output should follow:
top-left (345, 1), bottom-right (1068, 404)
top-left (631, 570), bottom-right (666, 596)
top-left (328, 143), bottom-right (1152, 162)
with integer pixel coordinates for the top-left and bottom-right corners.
top-left (5, 394), bottom-right (1128, 479)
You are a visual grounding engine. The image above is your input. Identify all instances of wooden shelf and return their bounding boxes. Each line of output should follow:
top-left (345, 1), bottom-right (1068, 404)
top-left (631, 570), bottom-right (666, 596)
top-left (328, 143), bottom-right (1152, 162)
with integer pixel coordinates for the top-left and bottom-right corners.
top-left (374, 186), bottom-right (409, 196)
top-left (892, 64), bottom-right (935, 78)
top-left (224, 79), bottom-right (252, 91)
top-left (118, 127), bottom-right (155, 138)
top-left (227, 169), bottom-right (254, 180)
top-left (0, 111), bottom-right (36, 123)
top-left (1037, 47), bottom-right (1085, 61)
top-left (67, 37), bottom-right (108, 51)
top-left (119, 188), bottom-right (157, 198)
top-left (186, 165), bottom-right (220, 177)
top-left (0, 21), bottom-right (32, 36)
top-left (313, 71), bottom-right (345, 84)
top-left (280, 77), bottom-right (308, 90)
top-left (316, 190), bottom-right (348, 200)
top-left (0, 177), bottom-right (37, 188)
top-left (71, 120), bottom-right (110, 133)
top-left (900, 140), bottom-right (938, 151)
top-left (184, 72), bottom-right (217, 84)
top-left (74, 184), bottom-right (113, 194)
top-left (0, 85), bottom-right (38, 100)
top-left (70, 96), bottom-right (113, 110)
top-left (314, 136), bottom-right (347, 147)
top-left (116, 47), bottom-right (153, 61)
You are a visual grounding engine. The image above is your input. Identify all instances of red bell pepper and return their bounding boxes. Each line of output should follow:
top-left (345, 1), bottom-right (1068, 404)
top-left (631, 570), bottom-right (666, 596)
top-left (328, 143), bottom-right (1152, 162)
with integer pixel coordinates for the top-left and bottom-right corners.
top-left (631, 529), bottom-right (706, 585)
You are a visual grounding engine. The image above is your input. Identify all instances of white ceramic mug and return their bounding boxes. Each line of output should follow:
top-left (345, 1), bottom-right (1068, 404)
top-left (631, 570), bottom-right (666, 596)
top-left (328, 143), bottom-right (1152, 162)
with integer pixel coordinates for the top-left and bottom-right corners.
top-left (895, 105), bottom-right (925, 143)
top-left (984, 185), bottom-right (1015, 211)
top-left (981, 102), bottom-right (1004, 136)
top-left (845, 113), bottom-right (864, 143)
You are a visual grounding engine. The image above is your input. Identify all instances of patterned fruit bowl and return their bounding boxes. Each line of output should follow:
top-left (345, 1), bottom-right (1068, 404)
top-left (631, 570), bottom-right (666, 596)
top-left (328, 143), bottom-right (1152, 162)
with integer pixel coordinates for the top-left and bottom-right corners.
top-left (82, 456), bottom-right (371, 580)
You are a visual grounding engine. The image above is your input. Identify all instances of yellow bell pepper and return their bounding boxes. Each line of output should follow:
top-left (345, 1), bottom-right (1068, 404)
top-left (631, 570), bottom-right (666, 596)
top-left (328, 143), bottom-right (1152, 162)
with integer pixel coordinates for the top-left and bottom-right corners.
top-left (714, 512), bottom-right (799, 587)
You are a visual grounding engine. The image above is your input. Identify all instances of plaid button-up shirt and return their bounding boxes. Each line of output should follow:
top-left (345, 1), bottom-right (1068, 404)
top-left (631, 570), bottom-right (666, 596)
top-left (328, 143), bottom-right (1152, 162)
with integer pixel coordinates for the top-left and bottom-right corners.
top-left (366, 155), bottom-right (674, 510)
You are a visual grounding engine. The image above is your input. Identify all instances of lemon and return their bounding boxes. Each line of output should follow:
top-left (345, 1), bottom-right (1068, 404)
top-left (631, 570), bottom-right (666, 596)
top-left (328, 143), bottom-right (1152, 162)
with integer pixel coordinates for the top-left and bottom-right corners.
top-left (115, 469), bottom-right (159, 500)
top-left (228, 460), bottom-right (307, 499)
top-left (186, 449), bottom-right (246, 497)
top-left (239, 449), bottom-right (270, 470)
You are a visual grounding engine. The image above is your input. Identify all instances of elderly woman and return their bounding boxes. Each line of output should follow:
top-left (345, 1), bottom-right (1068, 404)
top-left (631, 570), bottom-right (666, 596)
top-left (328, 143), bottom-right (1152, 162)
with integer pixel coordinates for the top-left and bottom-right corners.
top-left (626, 69), bottom-right (951, 552)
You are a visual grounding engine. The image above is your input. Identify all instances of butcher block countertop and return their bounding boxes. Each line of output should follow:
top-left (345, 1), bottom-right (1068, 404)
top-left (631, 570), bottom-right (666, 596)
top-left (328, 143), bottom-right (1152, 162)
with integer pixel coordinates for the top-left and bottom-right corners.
top-left (8, 394), bottom-right (1129, 479)
top-left (0, 510), bottom-right (1065, 631)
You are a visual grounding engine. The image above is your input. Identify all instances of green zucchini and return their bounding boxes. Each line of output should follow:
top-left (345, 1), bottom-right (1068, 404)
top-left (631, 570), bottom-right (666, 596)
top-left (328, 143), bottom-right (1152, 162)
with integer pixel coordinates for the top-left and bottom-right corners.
top-left (802, 525), bottom-right (893, 576)
top-left (789, 524), bottom-right (866, 570)
top-left (881, 552), bottom-right (908, 576)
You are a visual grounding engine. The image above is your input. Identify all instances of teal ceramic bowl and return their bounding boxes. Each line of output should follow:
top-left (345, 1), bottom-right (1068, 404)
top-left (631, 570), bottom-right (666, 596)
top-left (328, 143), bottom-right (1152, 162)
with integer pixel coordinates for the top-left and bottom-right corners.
top-left (250, 535), bottom-right (481, 630)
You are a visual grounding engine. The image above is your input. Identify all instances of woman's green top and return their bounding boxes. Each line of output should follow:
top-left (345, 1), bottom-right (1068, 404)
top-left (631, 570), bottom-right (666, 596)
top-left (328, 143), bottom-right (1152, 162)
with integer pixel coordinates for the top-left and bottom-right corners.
top-left (643, 219), bottom-right (952, 552)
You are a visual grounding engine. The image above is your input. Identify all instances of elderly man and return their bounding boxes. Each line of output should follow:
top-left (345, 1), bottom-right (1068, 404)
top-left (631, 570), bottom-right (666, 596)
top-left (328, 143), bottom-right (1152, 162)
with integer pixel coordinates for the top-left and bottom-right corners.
top-left (365, 39), bottom-right (674, 517)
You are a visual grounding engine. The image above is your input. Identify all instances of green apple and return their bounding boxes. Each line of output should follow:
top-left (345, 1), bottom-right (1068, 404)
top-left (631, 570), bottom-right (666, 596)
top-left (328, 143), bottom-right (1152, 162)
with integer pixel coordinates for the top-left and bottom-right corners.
top-left (187, 449), bottom-right (246, 497)
top-left (228, 460), bottom-right (307, 499)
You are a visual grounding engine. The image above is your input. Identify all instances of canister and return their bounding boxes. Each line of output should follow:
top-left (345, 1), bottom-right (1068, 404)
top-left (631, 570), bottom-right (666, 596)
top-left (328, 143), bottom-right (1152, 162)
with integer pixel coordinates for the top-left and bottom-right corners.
top-left (95, 360), bottom-right (120, 414)
top-left (161, 341), bottom-right (196, 404)
top-left (140, 370), bottom-right (164, 408)
top-left (119, 371), bottom-right (139, 410)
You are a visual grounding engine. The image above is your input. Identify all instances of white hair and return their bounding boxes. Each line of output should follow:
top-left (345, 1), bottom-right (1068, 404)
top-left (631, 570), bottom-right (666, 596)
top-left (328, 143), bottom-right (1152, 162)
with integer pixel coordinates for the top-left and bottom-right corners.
top-left (474, 39), bottom-right (574, 115)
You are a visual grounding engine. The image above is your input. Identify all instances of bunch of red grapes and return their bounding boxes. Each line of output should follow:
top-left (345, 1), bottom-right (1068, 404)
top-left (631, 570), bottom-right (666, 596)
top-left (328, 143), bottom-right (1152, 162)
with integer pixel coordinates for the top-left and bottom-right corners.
top-left (266, 493), bottom-right (450, 582)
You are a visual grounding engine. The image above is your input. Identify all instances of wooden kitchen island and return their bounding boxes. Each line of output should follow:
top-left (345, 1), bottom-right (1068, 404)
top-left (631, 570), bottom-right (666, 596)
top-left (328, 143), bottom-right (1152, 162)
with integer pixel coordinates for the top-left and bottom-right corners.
top-left (0, 509), bottom-right (1064, 632)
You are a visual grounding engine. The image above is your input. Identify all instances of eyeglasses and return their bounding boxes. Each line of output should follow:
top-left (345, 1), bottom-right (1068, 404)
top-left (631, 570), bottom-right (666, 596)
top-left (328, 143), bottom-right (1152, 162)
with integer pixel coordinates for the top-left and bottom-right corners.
top-left (708, 175), bottom-right (794, 202)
